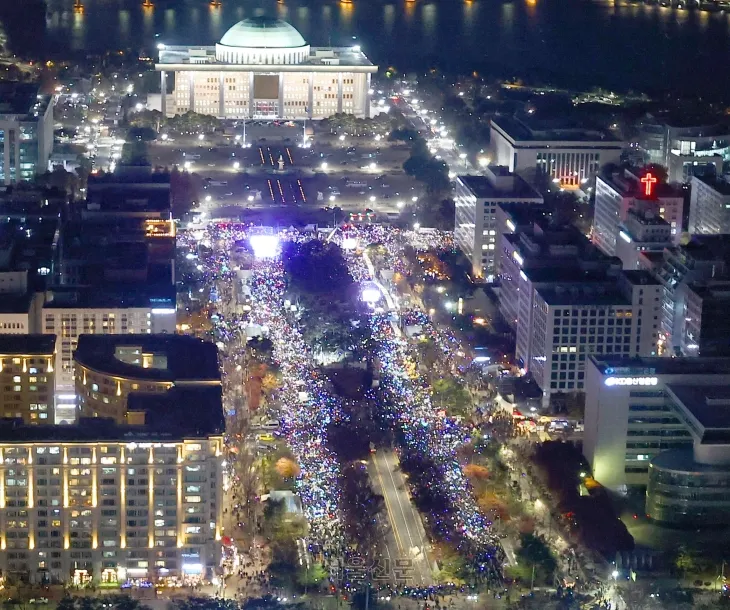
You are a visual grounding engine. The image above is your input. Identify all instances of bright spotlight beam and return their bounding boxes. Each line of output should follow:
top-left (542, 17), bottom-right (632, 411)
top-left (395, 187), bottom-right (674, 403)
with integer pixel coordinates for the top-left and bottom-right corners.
top-left (249, 235), bottom-right (280, 258)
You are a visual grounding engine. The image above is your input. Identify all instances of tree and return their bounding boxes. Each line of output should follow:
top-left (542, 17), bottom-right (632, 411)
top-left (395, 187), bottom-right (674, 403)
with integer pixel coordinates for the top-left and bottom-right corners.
top-left (674, 546), bottom-right (699, 574)
top-left (120, 140), bottom-right (149, 166)
top-left (295, 561), bottom-right (328, 588)
top-left (275, 457), bottom-right (300, 479)
top-left (516, 533), bottom-right (557, 584)
top-left (128, 109), bottom-right (163, 131)
top-left (431, 377), bottom-right (472, 417)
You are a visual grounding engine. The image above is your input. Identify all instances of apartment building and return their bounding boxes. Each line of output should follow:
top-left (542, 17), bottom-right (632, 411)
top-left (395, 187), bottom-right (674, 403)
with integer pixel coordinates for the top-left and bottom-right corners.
top-left (0, 334), bottom-right (55, 424)
top-left (454, 167), bottom-right (542, 280)
top-left (0, 422), bottom-right (224, 585)
top-left (679, 282), bottom-right (730, 357)
top-left (613, 209), bottom-right (673, 271)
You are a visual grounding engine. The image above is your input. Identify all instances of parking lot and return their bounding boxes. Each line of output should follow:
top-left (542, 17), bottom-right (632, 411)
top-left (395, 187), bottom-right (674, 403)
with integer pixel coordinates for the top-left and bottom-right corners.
top-left (147, 122), bottom-right (422, 223)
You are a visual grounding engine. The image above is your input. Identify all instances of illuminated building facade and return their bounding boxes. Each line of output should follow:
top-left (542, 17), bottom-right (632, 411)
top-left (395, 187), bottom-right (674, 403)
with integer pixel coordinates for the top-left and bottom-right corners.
top-left (0, 334), bottom-right (224, 585)
top-left (155, 17), bottom-right (377, 120)
top-left (688, 174), bottom-right (730, 235)
top-left (453, 168), bottom-right (542, 281)
top-left (0, 433), bottom-right (223, 585)
top-left (0, 335), bottom-right (56, 424)
top-left (584, 356), bottom-right (730, 492)
top-left (593, 169), bottom-right (683, 257)
top-left (490, 115), bottom-right (623, 188)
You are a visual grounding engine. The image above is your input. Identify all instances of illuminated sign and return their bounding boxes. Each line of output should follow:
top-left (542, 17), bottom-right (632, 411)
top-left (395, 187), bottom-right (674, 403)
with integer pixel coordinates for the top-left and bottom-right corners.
top-left (605, 376), bottom-right (658, 387)
top-left (513, 251), bottom-right (524, 266)
top-left (506, 219), bottom-right (516, 232)
top-left (641, 172), bottom-right (657, 197)
top-left (619, 230), bottom-right (632, 243)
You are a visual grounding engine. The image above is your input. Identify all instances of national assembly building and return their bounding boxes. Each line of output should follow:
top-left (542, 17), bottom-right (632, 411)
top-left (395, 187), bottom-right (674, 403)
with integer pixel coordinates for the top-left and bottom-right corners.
top-left (155, 16), bottom-right (377, 120)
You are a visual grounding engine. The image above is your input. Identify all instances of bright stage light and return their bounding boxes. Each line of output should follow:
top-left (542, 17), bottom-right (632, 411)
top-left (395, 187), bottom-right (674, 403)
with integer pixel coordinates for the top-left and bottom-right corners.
top-left (249, 235), bottom-right (280, 258)
top-left (361, 285), bottom-right (381, 303)
top-left (341, 237), bottom-right (358, 250)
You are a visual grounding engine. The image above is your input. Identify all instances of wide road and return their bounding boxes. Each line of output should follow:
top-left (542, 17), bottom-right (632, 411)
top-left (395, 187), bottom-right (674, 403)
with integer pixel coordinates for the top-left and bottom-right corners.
top-left (369, 449), bottom-right (433, 588)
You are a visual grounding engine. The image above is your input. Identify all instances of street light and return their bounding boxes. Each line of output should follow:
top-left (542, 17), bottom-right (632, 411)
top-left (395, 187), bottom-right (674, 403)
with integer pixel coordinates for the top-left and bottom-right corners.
top-left (233, 161), bottom-right (240, 170)
top-left (339, 134), bottom-right (346, 142)
top-left (321, 162), bottom-right (328, 171)
top-left (198, 134), bottom-right (205, 141)
top-left (611, 570), bottom-right (619, 579)
top-left (478, 156), bottom-right (490, 168)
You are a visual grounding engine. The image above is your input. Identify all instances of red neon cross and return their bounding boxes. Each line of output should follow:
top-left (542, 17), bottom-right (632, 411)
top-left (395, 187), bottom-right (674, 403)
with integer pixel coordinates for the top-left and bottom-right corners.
top-left (641, 172), bottom-right (657, 197)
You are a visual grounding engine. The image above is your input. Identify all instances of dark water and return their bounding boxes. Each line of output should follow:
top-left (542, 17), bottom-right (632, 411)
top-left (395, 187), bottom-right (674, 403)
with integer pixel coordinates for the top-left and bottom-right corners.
top-left (4, 0), bottom-right (730, 99)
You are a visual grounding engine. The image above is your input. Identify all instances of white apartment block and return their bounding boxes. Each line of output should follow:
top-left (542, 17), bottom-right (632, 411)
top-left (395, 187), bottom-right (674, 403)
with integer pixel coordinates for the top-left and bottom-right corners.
top-left (584, 356), bottom-right (730, 491)
top-left (454, 168), bottom-right (542, 280)
top-left (490, 116), bottom-right (623, 188)
top-left (526, 271), bottom-right (661, 403)
top-left (41, 302), bottom-right (176, 424)
top-left (614, 209), bottom-right (673, 271)
top-left (688, 174), bottom-right (730, 235)
top-left (0, 436), bottom-right (223, 585)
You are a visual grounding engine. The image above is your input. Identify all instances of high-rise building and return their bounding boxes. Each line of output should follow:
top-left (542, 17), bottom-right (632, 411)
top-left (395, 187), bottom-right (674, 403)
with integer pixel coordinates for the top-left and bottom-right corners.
top-left (0, 334), bottom-right (55, 424)
top-left (0, 412), bottom-right (224, 585)
top-left (42, 288), bottom-right (176, 425)
top-left (526, 270), bottom-right (661, 402)
top-left (154, 16), bottom-right (377, 120)
top-left (679, 282), bottom-right (730, 357)
top-left (490, 115), bottom-right (623, 188)
top-left (655, 236), bottom-right (730, 354)
top-left (613, 209), bottom-right (673, 271)
top-left (584, 355), bottom-right (730, 493)
top-left (593, 169), bottom-right (684, 257)
top-left (688, 174), bottom-right (730, 235)
top-left (493, 201), bottom-right (547, 278)
top-left (635, 115), bottom-right (728, 182)
top-left (0, 82), bottom-right (54, 184)
top-left (454, 167), bottom-right (542, 280)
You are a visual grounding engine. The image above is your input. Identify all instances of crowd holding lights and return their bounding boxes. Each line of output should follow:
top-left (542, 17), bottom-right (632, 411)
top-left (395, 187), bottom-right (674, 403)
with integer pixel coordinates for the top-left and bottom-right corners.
top-left (181, 221), bottom-right (500, 583)
top-left (181, 224), bottom-right (346, 557)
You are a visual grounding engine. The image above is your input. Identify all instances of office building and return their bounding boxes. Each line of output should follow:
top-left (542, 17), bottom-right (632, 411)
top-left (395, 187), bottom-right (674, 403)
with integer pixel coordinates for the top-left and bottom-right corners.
top-left (646, 385), bottom-right (730, 526)
top-left (593, 169), bottom-right (684, 257)
top-left (74, 334), bottom-right (220, 425)
top-left (688, 174), bottom-right (730, 235)
top-left (0, 392), bottom-right (224, 585)
top-left (613, 209), bottom-right (673, 271)
top-left (0, 334), bottom-right (55, 424)
top-left (490, 115), bottom-right (623, 188)
top-left (678, 282), bottom-right (730, 357)
top-left (42, 288), bottom-right (176, 425)
top-left (584, 355), bottom-right (730, 495)
top-left (494, 202), bottom-right (548, 280)
top-left (655, 236), bottom-right (730, 354)
top-left (636, 115), bottom-right (728, 183)
top-left (454, 167), bottom-right (542, 280)
top-left (0, 82), bottom-right (54, 184)
top-left (527, 270), bottom-right (661, 402)
top-left (499, 217), bottom-right (616, 337)
top-left (155, 16), bottom-right (377, 119)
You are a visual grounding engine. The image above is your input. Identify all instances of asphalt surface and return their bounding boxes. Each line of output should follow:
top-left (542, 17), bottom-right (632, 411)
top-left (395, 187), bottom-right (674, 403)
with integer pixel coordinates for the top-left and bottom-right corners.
top-left (369, 449), bottom-right (434, 588)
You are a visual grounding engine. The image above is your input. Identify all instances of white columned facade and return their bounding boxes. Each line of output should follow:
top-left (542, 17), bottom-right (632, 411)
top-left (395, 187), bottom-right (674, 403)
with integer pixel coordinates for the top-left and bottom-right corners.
top-left (218, 73), bottom-right (225, 117)
top-left (248, 72), bottom-right (255, 118)
top-left (188, 72), bottom-right (195, 112)
top-left (337, 73), bottom-right (343, 114)
top-left (308, 73), bottom-right (314, 119)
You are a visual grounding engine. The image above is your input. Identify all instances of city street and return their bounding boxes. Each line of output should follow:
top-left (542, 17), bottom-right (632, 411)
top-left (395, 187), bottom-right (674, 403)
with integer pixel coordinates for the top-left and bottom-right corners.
top-left (368, 450), bottom-right (433, 587)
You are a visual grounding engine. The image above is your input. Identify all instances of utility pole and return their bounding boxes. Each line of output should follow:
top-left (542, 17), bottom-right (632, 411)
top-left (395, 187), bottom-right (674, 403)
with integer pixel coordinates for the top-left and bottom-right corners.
top-left (530, 564), bottom-right (535, 591)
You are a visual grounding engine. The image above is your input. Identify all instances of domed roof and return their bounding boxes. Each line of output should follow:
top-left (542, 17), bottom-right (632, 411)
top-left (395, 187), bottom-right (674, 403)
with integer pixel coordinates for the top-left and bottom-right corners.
top-left (219, 17), bottom-right (307, 49)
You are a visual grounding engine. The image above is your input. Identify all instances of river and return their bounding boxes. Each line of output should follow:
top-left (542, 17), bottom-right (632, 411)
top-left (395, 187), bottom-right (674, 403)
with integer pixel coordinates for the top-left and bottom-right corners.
top-left (3, 0), bottom-right (730, 100)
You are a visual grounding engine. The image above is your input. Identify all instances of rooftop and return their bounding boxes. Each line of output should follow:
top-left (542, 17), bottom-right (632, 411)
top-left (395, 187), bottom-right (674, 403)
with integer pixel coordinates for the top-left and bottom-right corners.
top-left (621, 269), bottom-right (662, 286)
top-left (497, 202), bottom-right (548, 226)
top-left (457, 173), bottom-right (543, 200)
top-left (0, 82), bottom-right (51, 119)
top-left (0, 292), bottom-right (35, 314)
top-left (599, 169), bottom-right (683, 199)
top-left (491, 115), bottom-right (620, 144)
top-left (687, 282), bottom-right (730, 302)
top-left (665, 384), bottom-right (730, 432)
top-left (157, 45), bottom-right (375, 68)
top-left (536, 282), bottom-right (630, 306)
top-left (0, 334), bottom-right (55, 355)
top-left (43, 286), bottom-right (175, 310)
top-left (651, 449), bottom-right (727, 473)
top-left (590, 355), bottom-right (730, 377)
top-left (74, 334), bottom-right (220, 382)
top-left (219, 17), bottom-right (307, 49)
